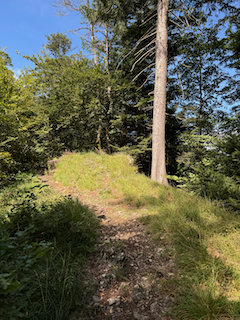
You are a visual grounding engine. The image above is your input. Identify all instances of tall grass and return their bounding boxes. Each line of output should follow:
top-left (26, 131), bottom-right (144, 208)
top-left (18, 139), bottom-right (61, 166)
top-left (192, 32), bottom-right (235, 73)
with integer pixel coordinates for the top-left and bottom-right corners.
top-left (54, 152), bottom-right (240, 319)
top-left (0, 173), bottom-right (99, 320)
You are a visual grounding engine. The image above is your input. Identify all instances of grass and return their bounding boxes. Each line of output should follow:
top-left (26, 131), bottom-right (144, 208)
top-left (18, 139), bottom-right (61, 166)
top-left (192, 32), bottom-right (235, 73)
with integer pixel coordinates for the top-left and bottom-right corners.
top-left (0, 173), bottom-right (100, 320)
top-left (53, 152), bottom-right (240, 319)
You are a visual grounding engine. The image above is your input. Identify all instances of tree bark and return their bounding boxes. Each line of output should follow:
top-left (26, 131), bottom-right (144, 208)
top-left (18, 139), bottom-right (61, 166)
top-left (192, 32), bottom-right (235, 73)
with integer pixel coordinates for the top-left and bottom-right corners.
top-left (151, 0), bottom-right (169, 186)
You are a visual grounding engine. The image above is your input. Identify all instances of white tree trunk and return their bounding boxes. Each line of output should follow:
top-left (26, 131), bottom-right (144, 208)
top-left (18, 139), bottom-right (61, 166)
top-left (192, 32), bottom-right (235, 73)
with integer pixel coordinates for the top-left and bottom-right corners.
top-left (151, 0), bottom-right (169, 186)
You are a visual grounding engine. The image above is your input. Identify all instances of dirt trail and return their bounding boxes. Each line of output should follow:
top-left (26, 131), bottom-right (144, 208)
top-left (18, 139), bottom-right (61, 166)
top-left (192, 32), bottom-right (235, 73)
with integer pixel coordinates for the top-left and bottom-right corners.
top-left (39, 173), bottom-right (176, 320)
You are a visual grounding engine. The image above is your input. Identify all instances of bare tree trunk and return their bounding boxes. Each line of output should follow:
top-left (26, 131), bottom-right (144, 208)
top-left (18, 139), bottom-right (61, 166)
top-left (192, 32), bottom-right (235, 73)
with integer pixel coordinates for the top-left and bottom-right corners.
top-left (86, 0), bottom-right (98, 65)
top-left (91, 23), bottom-right (98, 65)
top-left (96, 119), bottom-right (102, 150)
top-left (104, 23), bottom-right (109, 73)
top-left (151, 0), bottom-right (169, 186)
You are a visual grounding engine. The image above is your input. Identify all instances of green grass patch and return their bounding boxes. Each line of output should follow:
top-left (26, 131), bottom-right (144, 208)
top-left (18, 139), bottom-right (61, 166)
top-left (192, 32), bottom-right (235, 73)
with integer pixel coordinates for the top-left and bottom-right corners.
top-left (0, 173), bottom-right (100, 319)
top-left (53, 152), bottom-right (240, 319)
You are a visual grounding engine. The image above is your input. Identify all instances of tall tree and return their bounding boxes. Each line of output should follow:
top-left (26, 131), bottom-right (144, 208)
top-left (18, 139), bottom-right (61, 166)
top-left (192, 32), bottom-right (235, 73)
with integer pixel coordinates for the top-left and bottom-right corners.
top-left (151, 0), bottom-right (169, 185)
top-left (45, 32), bottom-right (72, 58)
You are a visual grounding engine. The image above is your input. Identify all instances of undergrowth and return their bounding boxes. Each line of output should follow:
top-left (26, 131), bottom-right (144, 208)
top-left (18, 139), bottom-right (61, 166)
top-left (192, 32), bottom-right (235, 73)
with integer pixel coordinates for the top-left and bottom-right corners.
top-left (54, 152), bottom-right (240, 319)
top-left (0, 173), bottom-right (100, 320)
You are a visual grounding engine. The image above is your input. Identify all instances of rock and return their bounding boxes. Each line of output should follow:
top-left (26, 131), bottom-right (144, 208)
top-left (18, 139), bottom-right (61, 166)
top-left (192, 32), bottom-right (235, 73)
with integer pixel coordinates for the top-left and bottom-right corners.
top-left (107, 298), bottom-right (116, 306)
top-left (140, 276), bottom-right (151, 291)
top-left (150, 301), bottom-right (158, 313)
top-left (132, 288), bottom-right (145, 302)
top-left (118, 281), bottom-right (129, 292)
top-left (116, 296), bottom-right (121, 306)
top-left (133, 310), bottom-right (142, 320)
top-left (93, 295), bottom-right (101, 303)
top-left (116, 252), bottom-right (125, 261)
top-left (133, 312), bottom-right (150, 320)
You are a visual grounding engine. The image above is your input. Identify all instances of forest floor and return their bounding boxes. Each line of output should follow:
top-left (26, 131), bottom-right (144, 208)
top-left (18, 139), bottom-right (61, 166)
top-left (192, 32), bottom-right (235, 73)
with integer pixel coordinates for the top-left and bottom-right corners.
top-left (39, 171), bottom-right (176, 320)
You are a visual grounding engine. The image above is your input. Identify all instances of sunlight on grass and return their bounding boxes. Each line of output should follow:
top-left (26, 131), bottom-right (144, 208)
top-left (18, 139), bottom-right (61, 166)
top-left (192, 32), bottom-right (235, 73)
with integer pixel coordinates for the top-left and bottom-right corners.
top-left (0, 173), bottom-right (60, 220)
top-left (52, 151), bottom-right (240, 319)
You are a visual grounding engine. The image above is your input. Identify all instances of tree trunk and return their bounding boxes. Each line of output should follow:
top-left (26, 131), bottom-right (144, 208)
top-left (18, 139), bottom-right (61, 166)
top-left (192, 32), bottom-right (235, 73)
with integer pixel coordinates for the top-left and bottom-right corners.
top-left (104, 23), bottom-right (109, 73)
top-left (91, 23), bottom-right (98, 65)
top-left (151, 0), bottom-right (169, 186)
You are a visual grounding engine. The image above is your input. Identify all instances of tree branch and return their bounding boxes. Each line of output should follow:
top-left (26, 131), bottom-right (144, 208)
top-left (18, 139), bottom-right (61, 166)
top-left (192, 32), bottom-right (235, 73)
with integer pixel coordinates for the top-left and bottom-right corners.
top-left (137, 70), bottom-right (155, 91)
top-left (132, 63), bottom-right (155, 82)
top-left (131, 46), bottom-right (156, 71)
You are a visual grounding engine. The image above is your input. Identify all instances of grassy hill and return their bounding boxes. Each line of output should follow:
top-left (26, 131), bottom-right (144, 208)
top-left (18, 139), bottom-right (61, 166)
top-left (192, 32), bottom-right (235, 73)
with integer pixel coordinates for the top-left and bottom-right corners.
top-left (1, 152), bottom-right (240, 319)
top-left (53, 152), bottom-right (240, 319)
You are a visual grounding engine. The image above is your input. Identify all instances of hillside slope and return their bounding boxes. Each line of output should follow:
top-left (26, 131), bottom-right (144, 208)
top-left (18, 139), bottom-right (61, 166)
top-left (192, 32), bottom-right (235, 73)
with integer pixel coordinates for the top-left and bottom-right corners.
top-left (42, 152), bottom-right (240, 320)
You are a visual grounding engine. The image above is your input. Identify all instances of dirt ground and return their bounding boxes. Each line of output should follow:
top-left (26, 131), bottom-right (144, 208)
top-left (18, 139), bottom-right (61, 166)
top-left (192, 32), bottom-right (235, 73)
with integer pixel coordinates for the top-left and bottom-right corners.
top-left (39, 173), bottom-right (176, 320)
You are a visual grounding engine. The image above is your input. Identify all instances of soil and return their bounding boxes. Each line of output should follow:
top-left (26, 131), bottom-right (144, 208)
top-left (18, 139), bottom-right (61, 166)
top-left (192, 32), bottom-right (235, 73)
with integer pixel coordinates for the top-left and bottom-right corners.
top-left (39, 172), bottom-right (176, 320)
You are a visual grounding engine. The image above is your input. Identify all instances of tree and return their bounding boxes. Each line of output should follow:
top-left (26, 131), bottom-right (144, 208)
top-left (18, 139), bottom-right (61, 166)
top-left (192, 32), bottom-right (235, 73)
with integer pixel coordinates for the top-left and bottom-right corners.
top-left (175, 25), bottom-right (229, 134)
top-left (141, 0), bottom-right (238, 184)
top-left (151, 0), bottom-right (169, 185)
top-left (45, 32), bottom-right (73, 58)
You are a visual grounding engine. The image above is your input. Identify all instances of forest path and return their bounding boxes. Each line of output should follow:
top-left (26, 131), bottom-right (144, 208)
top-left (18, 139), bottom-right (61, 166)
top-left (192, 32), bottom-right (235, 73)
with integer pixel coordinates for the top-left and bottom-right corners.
top-left (39, 172), bottom-right (176, 320)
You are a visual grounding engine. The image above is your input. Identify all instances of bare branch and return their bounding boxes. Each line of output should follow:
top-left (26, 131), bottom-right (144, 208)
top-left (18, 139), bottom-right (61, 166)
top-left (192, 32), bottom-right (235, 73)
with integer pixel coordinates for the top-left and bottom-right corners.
top-left (140, 12), bottom-right (158, 27)
top-left (181, 62), bottom-right (191, 69)
top-left (171, 12), bottom-right (186, 26)
top-left (184, 13), bottom-right (190, 27)
top-left (136, 70), bottom-right (155, 91)
top-left (132, 63), bottom-right (155, 82)
top-left (52, 0), bottom-right (81, 16)
top-left (67, 27), bottom-right (91, 34)
top-left (142, 0), bottom-right (152, 11)
top-left (134, 38), bottom-right (155, 58)
top-left (115, 27), bottom-right (156, 71)
top-left (139, 30), bottom-right (157, 43)
top-left (131, 46), bottom-right (155, 71)
top-left (169, 19), bottom-right (182, 28)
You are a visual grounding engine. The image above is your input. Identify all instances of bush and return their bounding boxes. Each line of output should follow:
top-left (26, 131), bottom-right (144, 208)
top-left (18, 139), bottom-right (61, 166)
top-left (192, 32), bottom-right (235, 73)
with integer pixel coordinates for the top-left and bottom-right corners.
top-left (0, 179), bottom-right (99, 319)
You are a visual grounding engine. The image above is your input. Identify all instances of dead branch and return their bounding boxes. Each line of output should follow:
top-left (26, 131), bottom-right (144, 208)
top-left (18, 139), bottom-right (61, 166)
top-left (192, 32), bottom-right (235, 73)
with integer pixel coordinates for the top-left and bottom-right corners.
top-left (140, 12), bottom-right (158, 27)
top-left (134, 38), bottom-right (155, 58)
top-left (169, 19), bottom-right (182, 28)
top-left (136, 70), bottom-right (155, 91)
top-left (171, 12), bottom-right (186, 26)
top-left (132, 63), bottom-right (155, 82)
top-left (131, 46), bottom-right (156, 71)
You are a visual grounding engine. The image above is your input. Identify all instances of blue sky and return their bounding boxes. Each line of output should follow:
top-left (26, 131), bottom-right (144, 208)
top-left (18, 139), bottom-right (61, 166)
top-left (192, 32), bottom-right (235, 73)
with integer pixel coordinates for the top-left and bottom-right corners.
top-left (1, 0), bottom-right (83, 74)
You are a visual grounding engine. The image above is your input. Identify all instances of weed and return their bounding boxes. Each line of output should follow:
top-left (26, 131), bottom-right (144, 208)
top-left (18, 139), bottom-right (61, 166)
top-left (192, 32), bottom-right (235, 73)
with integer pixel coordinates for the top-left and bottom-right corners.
top-left (173, 277), bottom-right (230, 320)
top-left (0, 174), bottom-right (99, 319)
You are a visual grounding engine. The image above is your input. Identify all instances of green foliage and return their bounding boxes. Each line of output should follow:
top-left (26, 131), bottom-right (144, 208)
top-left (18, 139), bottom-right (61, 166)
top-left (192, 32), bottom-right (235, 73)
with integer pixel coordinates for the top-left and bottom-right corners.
top-left (173, 278), bottom-right (230, 320)
top-left (0, 174), bottom-right (99, 319)
top-left (45, 33), bottom-right (73, 58)
top-left (175, 128), bottom-right (240, 212)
